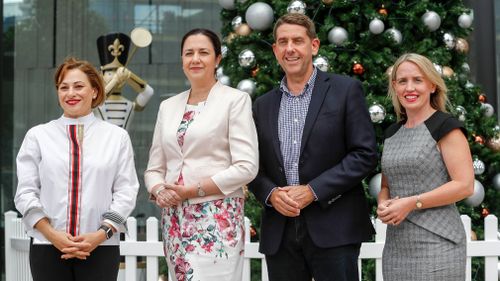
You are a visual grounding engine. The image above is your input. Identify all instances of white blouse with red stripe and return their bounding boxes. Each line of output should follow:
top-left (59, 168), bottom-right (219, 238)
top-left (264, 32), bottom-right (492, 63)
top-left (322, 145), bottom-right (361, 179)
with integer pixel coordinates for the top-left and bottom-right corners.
top-left (14, 112), bottom-right (139, 245)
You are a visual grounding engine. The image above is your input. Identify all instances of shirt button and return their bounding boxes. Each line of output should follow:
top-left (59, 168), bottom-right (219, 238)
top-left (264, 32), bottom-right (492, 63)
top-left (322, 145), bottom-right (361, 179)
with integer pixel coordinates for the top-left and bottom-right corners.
top-left (293, 140), bottom-right (297, 144)
top-left (294, 118), bottom-right (298, 122)
top-left (293, 163), bottom-right (298, 167)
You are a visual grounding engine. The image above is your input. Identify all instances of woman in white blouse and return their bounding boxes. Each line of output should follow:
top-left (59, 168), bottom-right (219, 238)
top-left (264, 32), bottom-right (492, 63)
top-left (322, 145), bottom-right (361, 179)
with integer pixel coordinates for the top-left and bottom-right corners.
top-left (145, 28), bottom-right (258, 280)
top-left (14, 57), bottom-right (139, 281)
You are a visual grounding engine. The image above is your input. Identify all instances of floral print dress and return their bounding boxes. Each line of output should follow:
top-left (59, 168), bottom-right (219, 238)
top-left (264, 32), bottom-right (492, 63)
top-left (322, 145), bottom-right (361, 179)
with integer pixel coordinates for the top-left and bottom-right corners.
top-left (162, 102), bottom-right (245, 281)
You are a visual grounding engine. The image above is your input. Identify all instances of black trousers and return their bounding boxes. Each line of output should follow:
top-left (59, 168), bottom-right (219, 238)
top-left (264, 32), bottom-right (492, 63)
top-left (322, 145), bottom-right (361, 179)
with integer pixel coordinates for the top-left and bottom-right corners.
top-left (265, 216), bottom-right (361, 281)
top-left (29, 239), bottom-right (120, 281)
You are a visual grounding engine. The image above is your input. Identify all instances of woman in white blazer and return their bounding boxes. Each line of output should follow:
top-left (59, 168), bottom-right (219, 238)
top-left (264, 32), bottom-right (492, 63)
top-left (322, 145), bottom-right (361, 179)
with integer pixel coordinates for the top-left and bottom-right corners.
top-left (144, 28), bottom-right (258, 281)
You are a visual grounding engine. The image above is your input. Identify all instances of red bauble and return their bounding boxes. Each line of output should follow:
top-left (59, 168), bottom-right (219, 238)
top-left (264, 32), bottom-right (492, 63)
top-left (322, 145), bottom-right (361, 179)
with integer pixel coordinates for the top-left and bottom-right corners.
top-left (251, 66), bottom-right (260, 77)
top-left (475, 135), bottom-right (485, 145)
top-left (481, 207), bottom-right (490, 218)
top-left (352, 63), bottom-right (365, 75)
top-left (378, 5), bottom-right (388, 16)
top-left (250, 226), bottom-right (257, 237)
top-left (478, 94), bottom-right (487, 103)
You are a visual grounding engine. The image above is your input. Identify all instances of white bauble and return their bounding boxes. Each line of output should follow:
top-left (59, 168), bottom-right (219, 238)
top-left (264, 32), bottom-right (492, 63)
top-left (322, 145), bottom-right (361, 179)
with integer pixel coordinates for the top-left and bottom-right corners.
top-left (443, 33), bottom-right (455, 49)
top-left (221, 45), bottom-right (228, 58)
top-left (238, 49), bottom-right (256, 68)
top-left (328, 27), bottom-right (348, 45)
top-left (368, 173), bottom-right (382, 198)
top-left (464, 180), bottom-right (485, 207)
top-left (216, 66), bottom-right (224, 79)
top-left (313, 56), bottom-right (329, 72)
top-left (218, 0), bottom-right (235, 10)
top-left (492, 173), bottom-right (500, 191)
top-left (219, 75), bottom-right (231, 86)
top-left (287, 0), bottom-right (307, 14)
top-left (245, 2), bottom-right (274, 31)
top-left (473, 159), bottom-right (486, 175)
top-left (231, 16), bottom-right (243, 31)
top-left (455, 105), bottom-right (467, 122)
top-left (385, 28), bottom-right (402, 44)
top-left (458, 13), bottom-right (473, 29)
top-left (237, 79), bottom-right (256, 96)
top-left (368, 104), bottom-right (386, 123)
top-left (422, 10), bottom-right (441, 31)
top-left (369, 18), bottom-right (385, 34)
top-left (481, 103), bottom-right (495, 117)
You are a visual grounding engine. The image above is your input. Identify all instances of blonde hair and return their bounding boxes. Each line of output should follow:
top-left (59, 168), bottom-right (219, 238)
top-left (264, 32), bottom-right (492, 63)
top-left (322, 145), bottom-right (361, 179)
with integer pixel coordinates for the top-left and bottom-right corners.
top-left (388, 53), bottom-right (448, 121)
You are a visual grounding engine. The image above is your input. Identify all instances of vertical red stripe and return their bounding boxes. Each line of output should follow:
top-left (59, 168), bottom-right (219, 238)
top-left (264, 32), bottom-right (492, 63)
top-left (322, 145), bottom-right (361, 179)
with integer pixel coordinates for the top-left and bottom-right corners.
top-left (67, 125), bottom-right (82, 236)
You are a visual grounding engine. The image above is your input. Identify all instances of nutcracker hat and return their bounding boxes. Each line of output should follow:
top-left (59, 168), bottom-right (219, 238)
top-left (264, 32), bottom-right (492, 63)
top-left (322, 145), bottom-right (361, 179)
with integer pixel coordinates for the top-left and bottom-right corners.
top-left (97, 32), bottom-right (131, 71)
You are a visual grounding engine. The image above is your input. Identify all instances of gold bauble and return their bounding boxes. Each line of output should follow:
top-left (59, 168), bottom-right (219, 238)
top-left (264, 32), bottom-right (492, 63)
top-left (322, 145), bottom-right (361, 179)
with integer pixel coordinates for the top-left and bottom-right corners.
top-left (236, 23), bottom-right (252, 36)
top-left (385, 66), bottom-right (393, 77)
top-left (322, 0), bottom-right (335, 5)
top-left (471, 230), bottom-right (477, 241)
top-left (224, 32), bottom-right (237, 43)
top-left (378, 5), bottom-right (388, 16)
top-left (442, 66), bottom-right (454, 78)
top-left (455, 38), bottom-right (469, 54)
top-left (486, 136), bottom-right (500, 152)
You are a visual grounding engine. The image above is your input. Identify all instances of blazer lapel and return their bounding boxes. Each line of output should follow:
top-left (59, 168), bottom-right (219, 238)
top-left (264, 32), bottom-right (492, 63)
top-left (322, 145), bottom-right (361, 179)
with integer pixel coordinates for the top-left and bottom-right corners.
top-left (268, 88), bottom-right (284, 167)
top-left (300, 71), bottom-right (330, 154)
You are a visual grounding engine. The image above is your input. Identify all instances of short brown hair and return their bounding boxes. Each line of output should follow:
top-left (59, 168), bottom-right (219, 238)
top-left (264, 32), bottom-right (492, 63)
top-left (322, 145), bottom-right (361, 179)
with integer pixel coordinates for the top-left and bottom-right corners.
top-left (388, 53), bottom-right (448, 121)
top-left (273, 13), bottom-right (317, 40)
top-left (54, 57), bottom-right (105, 108)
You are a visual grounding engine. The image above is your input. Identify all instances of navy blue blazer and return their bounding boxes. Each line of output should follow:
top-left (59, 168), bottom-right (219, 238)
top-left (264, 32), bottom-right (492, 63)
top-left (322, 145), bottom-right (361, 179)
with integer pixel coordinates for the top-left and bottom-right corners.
top-left (249, 70), bottom-right (377, 255)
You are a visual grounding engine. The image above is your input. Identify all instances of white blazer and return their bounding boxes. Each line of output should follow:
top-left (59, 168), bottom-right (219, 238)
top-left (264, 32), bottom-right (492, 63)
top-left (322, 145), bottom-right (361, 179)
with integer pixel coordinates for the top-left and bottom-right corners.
top-left (144, 82), bottom-right (258, 204)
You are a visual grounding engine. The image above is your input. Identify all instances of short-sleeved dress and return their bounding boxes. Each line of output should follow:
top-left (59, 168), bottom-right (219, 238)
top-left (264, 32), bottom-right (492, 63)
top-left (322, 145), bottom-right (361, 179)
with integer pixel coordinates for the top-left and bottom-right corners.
top-left (381, 111), bottom-right (467, 281)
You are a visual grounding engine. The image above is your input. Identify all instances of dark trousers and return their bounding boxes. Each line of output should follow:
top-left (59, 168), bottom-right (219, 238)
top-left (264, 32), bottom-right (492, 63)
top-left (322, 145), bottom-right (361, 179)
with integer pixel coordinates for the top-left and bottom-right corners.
top-left (265, 216), bottom-right (361, 281)
top-left (29, 239), bottom-right (120, 281)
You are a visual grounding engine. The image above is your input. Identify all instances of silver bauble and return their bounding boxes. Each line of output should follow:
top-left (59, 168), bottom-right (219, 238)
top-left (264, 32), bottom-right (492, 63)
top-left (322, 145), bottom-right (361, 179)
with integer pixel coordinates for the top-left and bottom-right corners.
top-left (231, 16), bottom-right (243, 31)
top-left (237, 79), bottom-right (256, 96)
top-left (216, 66), bottom-right (224, 79)
top-left (218, 0), bottom-right (235, 10)
top-left (287, 0), bottom-right (307, 14)
top-left (328, 27), bottom-right (348, 45)
top-left (238, 49), bottom-right (256, 68)
top-left (433, 63), bottom-right (443, 75)
top-left (464, 180), bottom-right (485, 207)
top-left (245, 2), bottom-right (274, 31)
top-left (422, 10), bottom-right (441, 31)
top-left (481, 103), bottom-right (495, 117)
top-left (369, 18), bottom-right (385, 34)
top-left (219, 75), bottom-right (231, 86)
top-left (455, 105), bottom-right (467, 122)
top-left (221, 45), bottom-right (228, 58)
top-left (443, 33), bottom-right (456, 49)
top-left (492, 173), bottom-right (500, 191)
top-left (385, 28), bottom-right (402, 44)
top-left (465, 81), bottom-right (474, 89)
top-left (369, 104), bottom-right (386, 123)
top-left (313, 56), bottom-right (329, 72)
top-left (458, 13), bottom-right (473, 29)
top-left (368, 173), bottom-right (382, 198)
top-left (462, 62), bottom-right (470, 73)
top-left (473, 159), bottom-right (486, 175)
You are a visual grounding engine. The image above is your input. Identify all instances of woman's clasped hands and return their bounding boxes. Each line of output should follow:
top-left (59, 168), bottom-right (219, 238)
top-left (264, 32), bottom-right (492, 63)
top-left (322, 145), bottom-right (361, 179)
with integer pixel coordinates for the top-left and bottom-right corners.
top-left (153, 183), bottom-right (187, 208)
top-left (376, 196), bottom-right (415, 226)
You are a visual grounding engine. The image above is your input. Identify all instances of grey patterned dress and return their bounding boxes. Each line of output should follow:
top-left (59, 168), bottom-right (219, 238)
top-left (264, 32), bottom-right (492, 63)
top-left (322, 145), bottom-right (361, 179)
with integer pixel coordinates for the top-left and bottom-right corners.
top-left (381, 111), bottom-right (466, 281)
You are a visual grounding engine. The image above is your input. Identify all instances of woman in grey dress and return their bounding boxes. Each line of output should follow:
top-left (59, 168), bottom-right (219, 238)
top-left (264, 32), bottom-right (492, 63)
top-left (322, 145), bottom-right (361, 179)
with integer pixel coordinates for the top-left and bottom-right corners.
top-left (377, 53), bottom-right (474, 280)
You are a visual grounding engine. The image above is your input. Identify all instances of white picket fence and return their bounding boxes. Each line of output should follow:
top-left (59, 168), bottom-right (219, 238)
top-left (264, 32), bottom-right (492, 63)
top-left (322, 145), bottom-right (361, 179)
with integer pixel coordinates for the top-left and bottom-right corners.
top-left (4, 210), bottom-right (500, 281)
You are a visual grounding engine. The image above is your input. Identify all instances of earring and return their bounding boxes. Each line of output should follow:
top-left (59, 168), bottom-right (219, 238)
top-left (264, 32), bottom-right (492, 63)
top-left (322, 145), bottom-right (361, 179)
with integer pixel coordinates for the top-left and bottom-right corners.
top-left (93, 95), bottom-right (97, 99)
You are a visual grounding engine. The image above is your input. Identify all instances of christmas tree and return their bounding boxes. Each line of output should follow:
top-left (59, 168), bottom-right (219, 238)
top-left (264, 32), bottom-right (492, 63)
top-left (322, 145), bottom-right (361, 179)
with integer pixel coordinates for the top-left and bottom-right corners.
top-left (218, 0), bottom-right (500, 279)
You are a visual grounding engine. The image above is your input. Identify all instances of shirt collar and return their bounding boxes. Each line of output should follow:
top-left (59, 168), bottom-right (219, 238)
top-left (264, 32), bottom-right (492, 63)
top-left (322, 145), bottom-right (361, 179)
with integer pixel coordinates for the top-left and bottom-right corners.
top-left (59, 112), bottom-right (97, 125)
top-left (279, 67), bottom-right (318, 97)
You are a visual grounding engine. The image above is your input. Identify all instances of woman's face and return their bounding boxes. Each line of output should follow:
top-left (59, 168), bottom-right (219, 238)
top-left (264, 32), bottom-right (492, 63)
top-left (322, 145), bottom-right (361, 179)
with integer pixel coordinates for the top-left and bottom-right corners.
top-left (392, 61), bottom-right (436, 114)
top-left (181, 34), bottom-right (221, 84)
top-left (57, 68), bottom-right (95, 118)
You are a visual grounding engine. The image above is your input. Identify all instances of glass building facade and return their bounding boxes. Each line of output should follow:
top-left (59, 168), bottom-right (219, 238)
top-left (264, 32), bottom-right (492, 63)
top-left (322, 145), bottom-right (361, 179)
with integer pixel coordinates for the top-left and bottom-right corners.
top-left (1, 0), bottom-right (500, 278)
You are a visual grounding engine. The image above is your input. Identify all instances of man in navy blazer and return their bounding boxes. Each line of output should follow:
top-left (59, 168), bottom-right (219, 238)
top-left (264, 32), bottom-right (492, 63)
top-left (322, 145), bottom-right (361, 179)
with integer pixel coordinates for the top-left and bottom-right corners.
top-left (248, 14), bottom-right (377, 281)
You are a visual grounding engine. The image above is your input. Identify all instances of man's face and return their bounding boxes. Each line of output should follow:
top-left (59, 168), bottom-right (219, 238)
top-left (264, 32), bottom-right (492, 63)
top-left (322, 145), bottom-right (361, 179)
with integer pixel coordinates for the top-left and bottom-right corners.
top-left (272, 23), bottom-right (320, 80)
